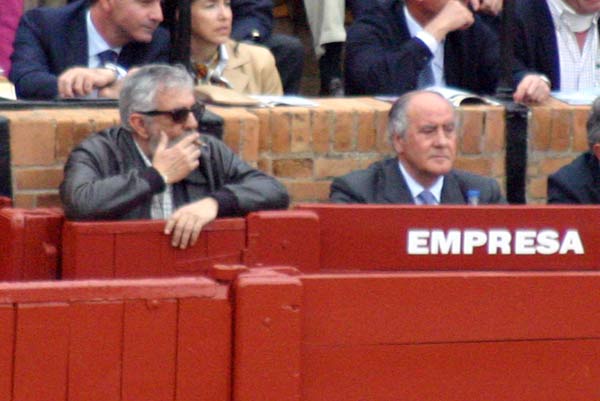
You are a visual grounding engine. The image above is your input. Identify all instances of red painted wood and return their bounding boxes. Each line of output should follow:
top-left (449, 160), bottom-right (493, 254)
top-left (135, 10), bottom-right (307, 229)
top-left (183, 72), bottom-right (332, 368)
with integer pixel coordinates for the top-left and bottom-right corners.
top-left (0, 306), bottom-right (14, 401)
top-left (245, 210), bottom-right (320, 272)
top-left (177, 297), bottom-right (232, 401)
top-left (68, 302), bottom-right (123, 401)
top-left (122, 299), bottom-right (178, 401)
top-left (296, 204), bottom-right (600, 270)
top-left (0, 196), bottom-right (11, 208)
top-left (301, 273), bottom-right (600, 344)
top-left (13, 303), bottom-right (70, 401)
top-left (62, 218), bottom-right (246, 279)
top-left (233, 271), bottom-right (303, 401)
top-left (0, 208), bottom-right (63, 280)
top-left (302, 341), bottom-right (600, 401)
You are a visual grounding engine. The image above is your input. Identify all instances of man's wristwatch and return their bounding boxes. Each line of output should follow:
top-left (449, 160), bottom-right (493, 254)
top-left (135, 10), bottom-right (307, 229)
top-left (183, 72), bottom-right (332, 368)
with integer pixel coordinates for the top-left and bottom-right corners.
top-left (103, 63), bottom-right (127, 82)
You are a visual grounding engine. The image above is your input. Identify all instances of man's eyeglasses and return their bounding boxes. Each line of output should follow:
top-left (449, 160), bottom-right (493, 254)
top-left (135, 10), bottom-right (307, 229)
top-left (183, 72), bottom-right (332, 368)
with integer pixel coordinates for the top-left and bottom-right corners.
top-left (135, 102), bottom-right (205, 124)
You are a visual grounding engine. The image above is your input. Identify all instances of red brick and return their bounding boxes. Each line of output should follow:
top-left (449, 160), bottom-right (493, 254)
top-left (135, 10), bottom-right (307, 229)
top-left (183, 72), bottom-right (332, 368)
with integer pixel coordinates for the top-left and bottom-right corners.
top-left (454, 157), bottom-right (492, 176)
top-left (459, 108), bottom-right (484, 154)
top-left (490, 154), bottom-right (505, 177)
top-left (272, 159), bottom-right (313, 178)
top-left (270, 109), bottom-right (292, 153)
top-left (14, 168), bottom-right (63, 190)
top-left (572, 107), bottom-right (590, 152)
top-left (257, 157), bottom-right (272, 174)
top-left (528, 176), bottom-right (548, 200)
top-left (13, 194), bottom-right (35, 208)
top-left (549, 109), bottom-right (571, 151)
top-left (310, 109), bottom-right (332, 154)
top-left (483, 108), bottom-right (505, 152)
top-left (10, 119), bottom-right (57, 166)
top-left (250, 108), bottom-right (272, 153)
top-left (530, 107), bottom-right (552, 151)
top-left (240, 117), bottom-right (259, 162)
top-left (333, 109), bottom-right (354, 152)
top-left (36, 192), bottom-right (62, 208)
top-left (375, 109), bottom-right (391, 153)
top-left (290, 109), bottom-right (311, 153)
top-left (356, 108), bottom-right (377, 152)
top-left (283, 180), bottom-right (332, 203)
top-left (539, 157), bottom-right (574, 175)
top-left (314, 158), bottom-right (361, 179)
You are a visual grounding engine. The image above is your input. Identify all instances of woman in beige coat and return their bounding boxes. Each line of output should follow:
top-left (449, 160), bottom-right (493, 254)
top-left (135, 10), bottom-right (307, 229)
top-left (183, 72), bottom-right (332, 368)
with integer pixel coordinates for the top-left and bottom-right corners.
top-left (168, 0), bottom-right (283, 95)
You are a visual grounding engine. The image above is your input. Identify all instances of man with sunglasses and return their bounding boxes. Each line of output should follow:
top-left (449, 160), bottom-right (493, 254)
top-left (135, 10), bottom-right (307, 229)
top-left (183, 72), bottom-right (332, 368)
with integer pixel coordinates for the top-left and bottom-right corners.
top-left (60, 64), bottom-right (289, 249)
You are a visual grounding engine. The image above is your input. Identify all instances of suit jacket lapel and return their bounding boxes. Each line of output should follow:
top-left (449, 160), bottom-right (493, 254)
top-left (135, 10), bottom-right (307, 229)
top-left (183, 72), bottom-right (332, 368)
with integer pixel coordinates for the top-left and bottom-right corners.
top-left (440, 173), bottom-right (467, 204)
top-left (379, 159), bottom-right (415, 204)
top-left (536, 0), bottom-right (560, 88)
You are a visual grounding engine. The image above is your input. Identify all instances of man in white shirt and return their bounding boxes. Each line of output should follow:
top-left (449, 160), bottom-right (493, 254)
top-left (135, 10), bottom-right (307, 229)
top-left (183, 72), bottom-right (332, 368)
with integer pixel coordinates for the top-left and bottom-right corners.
top-left (513, 0), bottom-right (600, 103)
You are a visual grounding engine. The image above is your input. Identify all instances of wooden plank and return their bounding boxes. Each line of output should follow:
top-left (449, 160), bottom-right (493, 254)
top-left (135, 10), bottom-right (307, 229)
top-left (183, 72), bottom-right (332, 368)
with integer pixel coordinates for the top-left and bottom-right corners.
top-left (0, 305), bottom-right (14, 401)
top-left (68, 301), bottom-right (123, 401)
top-left (302, 340), bottom-right (600, 401)
top-left (122, 299), bottom-right (178, 401)
top-left (13, 303), bottom-right (69, 401)
top-left (177, 297), bottom-right (232, 401)
top-left (301, 273), bottom-right (600, 344)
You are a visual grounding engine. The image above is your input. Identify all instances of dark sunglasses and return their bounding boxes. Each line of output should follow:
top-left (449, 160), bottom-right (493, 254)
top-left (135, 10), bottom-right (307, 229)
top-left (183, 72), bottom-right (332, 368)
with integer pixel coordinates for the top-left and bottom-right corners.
top-left (135, 102), bottom-right (205, 124)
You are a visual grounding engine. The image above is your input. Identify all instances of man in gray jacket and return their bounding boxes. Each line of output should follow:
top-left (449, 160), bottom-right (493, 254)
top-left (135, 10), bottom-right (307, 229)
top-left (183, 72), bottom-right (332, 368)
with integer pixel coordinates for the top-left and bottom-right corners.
top-left (60, 64), bottom-right (289, 249)
top-left (330, 90), bottom-right (505, 204)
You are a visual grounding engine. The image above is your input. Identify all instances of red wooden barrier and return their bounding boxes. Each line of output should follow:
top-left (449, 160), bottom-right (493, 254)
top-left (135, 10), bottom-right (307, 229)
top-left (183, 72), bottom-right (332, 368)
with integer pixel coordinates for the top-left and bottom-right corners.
top-left (0, 277), bottom-right (231, 401)
top-left (245, 210), bottom-right (320, 272)
top-left (62, 218), bottom-right (246, 279)
top-left (296, 204), bottom-right (600, 271)
top-left (0, 208), bottom-right (63, 280)
top-left (0, 197), bottom-right (11, 208)
top-left (232, 269), bottom-right (600, 401)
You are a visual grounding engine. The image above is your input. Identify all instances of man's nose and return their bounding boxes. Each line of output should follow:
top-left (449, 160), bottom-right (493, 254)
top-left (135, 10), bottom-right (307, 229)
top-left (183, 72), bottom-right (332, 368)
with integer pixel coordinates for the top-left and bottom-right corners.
top-left (184, 110), bottom-right (199, 131)
top-left (149, 1), bottom-right (163, 22)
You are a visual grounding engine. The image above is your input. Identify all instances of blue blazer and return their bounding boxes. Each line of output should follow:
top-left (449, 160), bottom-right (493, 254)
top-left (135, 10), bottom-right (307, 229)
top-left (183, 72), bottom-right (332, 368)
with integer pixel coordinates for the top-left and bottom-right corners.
top-left (9, 0), bottom-right (169, 99)
top-left (344, 0), bottom-right (500, 96)
top-left (547, 152), bottom-right (600, 204)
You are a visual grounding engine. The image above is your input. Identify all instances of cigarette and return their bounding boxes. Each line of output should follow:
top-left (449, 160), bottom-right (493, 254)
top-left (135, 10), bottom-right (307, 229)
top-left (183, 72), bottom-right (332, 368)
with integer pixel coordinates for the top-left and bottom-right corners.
top-left (195, 139), bottom-right (208, 149)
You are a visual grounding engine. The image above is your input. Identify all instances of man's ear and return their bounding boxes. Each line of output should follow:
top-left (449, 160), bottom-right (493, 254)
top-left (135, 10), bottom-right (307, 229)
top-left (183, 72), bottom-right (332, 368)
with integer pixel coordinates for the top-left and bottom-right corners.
top-left (129, 114), bottom-right (150, 139)
top-left (392, 133), bottom-right (404, 155)
top-left (592, 143), bottom-right (600, 161)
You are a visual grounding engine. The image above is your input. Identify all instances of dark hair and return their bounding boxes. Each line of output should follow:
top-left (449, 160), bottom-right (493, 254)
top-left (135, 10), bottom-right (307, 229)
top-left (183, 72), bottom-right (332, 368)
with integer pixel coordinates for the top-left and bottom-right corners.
top-left (164, 0), bottom-right (194, 74)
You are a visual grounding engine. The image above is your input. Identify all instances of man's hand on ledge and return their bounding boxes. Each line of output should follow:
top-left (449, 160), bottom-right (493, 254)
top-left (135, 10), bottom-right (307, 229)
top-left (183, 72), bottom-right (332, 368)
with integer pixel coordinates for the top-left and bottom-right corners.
top-left (469, 0), bottom-right (503, 16)
top-left (57, 67), bottom-right (118, 98)
top-left (513, 74), bottom-right (551, 104)
top-left (153, 131), bottom-right (201, 185)
top-left (164, 197), bottom-right (219, 249)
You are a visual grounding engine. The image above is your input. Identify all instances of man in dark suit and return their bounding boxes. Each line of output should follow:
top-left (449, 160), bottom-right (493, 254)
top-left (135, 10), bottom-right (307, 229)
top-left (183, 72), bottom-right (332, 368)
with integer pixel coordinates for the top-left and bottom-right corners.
top-left (330, 90), bottom-right (505, 204)
top-left (231, 0), bottom-right (304, 94)
top-left (512, 0), bottom-right (600, 104)
top-left (10, 0), bottom-right (169, 100)
top-left (547, 97), bottom-right (600, 203)
top-left (344, 0), bottom-right (500, 96)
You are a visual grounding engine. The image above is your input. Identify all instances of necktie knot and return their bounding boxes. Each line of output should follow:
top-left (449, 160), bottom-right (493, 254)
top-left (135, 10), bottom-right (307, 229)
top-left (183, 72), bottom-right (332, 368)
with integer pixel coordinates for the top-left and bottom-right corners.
top-left (417, 190), bottom-right (437, 205)
top-left (98, 50), bottom-right (118, 65)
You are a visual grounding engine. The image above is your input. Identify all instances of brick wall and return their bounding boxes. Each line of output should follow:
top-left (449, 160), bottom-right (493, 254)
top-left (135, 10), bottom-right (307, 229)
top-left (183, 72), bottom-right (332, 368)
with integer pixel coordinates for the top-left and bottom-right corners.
top-left (0, 98), bottom-right (582, 209)
top-left (527, 102), bottom-right (590, 203)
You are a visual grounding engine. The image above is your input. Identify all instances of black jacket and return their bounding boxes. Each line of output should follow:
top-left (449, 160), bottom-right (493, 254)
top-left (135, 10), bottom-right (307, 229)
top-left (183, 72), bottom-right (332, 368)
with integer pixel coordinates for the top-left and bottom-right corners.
top-left (344, 0), bottom-right (500, 96)
top-left (60, 127), bottom-right (289, 220)
top-left (547, 152), bottom-right (600, 204)
top-left (330, 158), bottom-right (505, 204)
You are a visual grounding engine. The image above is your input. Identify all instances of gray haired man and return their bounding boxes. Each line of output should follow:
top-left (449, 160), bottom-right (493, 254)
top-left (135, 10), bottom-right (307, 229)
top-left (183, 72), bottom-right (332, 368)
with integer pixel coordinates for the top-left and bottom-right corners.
top-left (329, 90), bottom-right (505, 204)
top-left (61, 64), bottom-right (289, 248)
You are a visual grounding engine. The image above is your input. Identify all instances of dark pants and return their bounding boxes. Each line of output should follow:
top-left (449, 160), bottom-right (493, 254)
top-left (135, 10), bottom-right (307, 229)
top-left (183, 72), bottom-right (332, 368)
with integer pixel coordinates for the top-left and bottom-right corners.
top-left (263, 33), bottom-right (304, 95)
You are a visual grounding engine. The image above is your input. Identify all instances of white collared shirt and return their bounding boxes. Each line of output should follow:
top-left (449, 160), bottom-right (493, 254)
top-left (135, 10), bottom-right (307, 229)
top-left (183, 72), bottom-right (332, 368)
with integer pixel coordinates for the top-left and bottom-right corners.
top-left (398, 161), bottom-right (444, 205)
top-left (86, 9), bottom-right (122, 68)
top-left (133, 139), bottom-right (173, 220)
top-left (546, 0), bottom-right (600, 90)
top-left (404, 5), bottom-right (445, 86)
